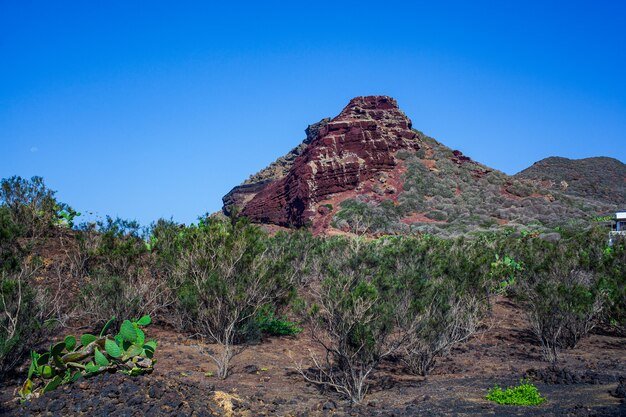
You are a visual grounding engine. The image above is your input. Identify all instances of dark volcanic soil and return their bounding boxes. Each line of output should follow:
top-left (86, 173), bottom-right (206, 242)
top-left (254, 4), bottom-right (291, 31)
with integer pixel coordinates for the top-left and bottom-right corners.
top-left (1, 298), bottom-right (625, 416)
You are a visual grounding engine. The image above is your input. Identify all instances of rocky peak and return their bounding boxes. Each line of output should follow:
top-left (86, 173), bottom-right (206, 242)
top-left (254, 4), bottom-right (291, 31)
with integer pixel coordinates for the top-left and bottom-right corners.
top-left (236, 96), bottom-right (420, 227)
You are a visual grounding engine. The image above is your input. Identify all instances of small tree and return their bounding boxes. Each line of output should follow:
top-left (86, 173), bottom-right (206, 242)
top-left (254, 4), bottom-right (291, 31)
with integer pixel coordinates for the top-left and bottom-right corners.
top-left (0, 176), bottom-right (70, 239)
top-left (520, 267), bottom-right (605, 365)
top-left (377, 235), bottom-right (489, 376)
top-left (401, 282), bottom-right (483, 376)
top-left (173, 217), bottom-right (292, 379)
top-left (295, 238), bottom-right (407, 403)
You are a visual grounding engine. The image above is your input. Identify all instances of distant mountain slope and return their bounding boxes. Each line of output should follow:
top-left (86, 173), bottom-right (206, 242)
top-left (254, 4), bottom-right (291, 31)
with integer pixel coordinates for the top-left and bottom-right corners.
top-left (514, 156), bottom-right (626, 206)
top-left (223, 96), bottom-right (619, 235)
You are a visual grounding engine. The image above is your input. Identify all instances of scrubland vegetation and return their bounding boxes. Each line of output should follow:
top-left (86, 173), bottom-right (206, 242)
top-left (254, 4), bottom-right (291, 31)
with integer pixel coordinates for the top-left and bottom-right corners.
top-left (1, 176), bottom-right (625, 406)
top-left (332, 134), bottom-right (610, 236)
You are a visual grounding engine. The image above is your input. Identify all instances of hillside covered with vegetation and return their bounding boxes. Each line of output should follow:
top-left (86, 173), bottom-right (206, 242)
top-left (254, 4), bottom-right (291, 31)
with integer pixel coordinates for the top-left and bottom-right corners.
top-left (1, 176), bottom-right (625, 415)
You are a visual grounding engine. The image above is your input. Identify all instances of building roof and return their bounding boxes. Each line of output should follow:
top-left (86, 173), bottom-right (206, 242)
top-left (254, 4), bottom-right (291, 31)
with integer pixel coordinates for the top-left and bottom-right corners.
top-left (616, 211), bottom-right (626, 220)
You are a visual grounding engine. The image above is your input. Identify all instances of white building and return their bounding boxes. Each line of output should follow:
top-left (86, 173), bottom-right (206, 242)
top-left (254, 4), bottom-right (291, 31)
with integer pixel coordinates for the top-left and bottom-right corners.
top-left (614, 211), bottom-right (626, 232)
top-left (609, 211), bottom-right (626, 245)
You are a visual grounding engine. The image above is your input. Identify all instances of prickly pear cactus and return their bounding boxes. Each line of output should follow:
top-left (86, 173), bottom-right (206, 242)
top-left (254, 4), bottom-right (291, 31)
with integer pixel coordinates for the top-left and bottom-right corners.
top-left (18, 315), bottom-right (157, 401)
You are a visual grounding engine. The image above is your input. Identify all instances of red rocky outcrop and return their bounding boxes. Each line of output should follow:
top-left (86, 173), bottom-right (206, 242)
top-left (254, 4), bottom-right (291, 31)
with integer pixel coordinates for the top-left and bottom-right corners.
top-left (239, 96), bottom-right (420, 227)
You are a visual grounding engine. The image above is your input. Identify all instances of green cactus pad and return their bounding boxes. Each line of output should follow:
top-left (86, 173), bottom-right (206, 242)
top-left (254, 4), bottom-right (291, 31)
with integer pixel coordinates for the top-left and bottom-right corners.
top-left (41, 365), bottom-right (53, 379)
top-left (123, 344), bottom-right (144, 360)
top-left (80, 333), bottom-right (97, 347)
top-left (136, 315), bottom-right (151, 326)
top-left (119, 320), bottom-right (138, 342)
top-left (104, 339), bottom-right (122, 358)
top-left (85, 362), bottom-right (100, 373)
top-left (36, 352), bottom-right (50, 367)
top-left (64, 335), bottom-right (77, 351)
top-left (51, 341), bottom-right (65, 356)
top-left (136, 328), bottom-right (146, 346)
top-left (42, 376), bottom-right (62, 393)
top-left (94, 348), bottom-right (110, 367)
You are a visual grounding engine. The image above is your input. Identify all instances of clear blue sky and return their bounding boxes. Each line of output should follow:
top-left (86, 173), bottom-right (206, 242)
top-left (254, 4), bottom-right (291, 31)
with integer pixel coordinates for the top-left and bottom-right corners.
top-left (1, 1), bottom-right (625, 225)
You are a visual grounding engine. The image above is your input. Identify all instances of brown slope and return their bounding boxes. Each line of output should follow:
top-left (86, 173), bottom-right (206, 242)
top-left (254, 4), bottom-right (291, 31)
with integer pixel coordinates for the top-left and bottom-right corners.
top-left (514, 156), bottom-right (626, 206)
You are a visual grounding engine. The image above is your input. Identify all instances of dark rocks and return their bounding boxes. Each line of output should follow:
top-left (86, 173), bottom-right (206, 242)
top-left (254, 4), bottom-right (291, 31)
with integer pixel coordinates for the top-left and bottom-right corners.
top-left (243, 364), bottom-right (260, 374)
top-left (305, 118), bottom-right (331, 144)
top-left (611, 376), bottom-right (626, 399)
top-left (322, 399), bottom-right (336, 410)
top-left (6, 373), bottom-right (226, 417)
top-left (525, 367), bottom-right (611, 385)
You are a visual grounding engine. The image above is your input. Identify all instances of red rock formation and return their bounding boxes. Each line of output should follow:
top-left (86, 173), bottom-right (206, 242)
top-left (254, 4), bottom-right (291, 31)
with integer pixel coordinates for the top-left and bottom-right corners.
top-left (240, 96), bottom-right (420, 227)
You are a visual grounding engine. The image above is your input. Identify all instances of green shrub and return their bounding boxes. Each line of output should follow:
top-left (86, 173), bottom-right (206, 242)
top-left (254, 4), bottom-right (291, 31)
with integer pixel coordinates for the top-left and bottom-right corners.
top-left (600, 235), bottom-right (626, 335)
top-left (0, 176), bottom-right (74, 238)
top-left (0, 206), bottom-right (23, 272)
top-left (75, 217), bottom-right (168, 327)
top-left (486, 380), bottom-right (545, 406)
top-left (374, 234), bottom-right (491, 375)
top-left (256, 308), bottom-right (302, 336)
top-left (296, 237), bottom-right (409, 403)
top-left (171, 216), bottom-right (296, 379)
top-left (515, 239), bottom-right (606, 364)
top-left (489, 254), bottom-right (523, 296)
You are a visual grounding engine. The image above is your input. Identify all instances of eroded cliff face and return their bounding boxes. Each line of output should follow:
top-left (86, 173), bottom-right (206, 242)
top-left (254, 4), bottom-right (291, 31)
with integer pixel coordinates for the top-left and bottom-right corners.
top-left (231, 96), bottom-right (420, 227)
top-left (221, 118), bottom-right (330, 216)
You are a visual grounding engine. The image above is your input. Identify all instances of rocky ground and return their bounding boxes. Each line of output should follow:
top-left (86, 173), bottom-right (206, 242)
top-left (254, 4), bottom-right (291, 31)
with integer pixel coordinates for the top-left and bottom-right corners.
top-left (1, 298), bottom-right (625, 416)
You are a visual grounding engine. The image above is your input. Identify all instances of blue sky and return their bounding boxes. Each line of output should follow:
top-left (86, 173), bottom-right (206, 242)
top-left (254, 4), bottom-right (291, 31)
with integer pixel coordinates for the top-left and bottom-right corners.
top-left (1, 1), bottom-right (625, 225)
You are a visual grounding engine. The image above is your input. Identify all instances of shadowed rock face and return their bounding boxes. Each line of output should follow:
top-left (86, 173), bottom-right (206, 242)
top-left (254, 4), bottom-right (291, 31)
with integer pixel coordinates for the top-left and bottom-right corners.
top-left (238, 96), bottom-right (420, 227)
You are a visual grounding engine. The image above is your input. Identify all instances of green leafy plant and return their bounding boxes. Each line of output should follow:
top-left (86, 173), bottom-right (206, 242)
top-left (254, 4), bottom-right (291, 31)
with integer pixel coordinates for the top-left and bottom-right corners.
top-left (489, 254), bottom-right (523, 295)
top-left (56, 207), bottom-right (81, 228)
top-left (486, 380), bottom-right (546, 406)
top-left (18, 315), bottom-right (157, 401)
top-left (256, 308), bottom-right (302, 336)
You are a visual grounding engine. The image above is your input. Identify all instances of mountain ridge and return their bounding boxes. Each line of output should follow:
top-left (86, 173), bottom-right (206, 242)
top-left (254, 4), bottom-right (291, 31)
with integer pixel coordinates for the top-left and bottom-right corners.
top-left (223, 96), bottom-right (625, 235)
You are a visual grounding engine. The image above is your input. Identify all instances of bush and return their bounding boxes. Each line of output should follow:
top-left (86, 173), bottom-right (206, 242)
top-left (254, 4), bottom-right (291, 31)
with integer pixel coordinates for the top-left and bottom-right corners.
top-left (0, 206), bottom-right (45, 376)
top-left (295, 237), bottom-right (408, 404)
top-left (76, 218), bottom-right (169, 326)
top-left (0, 176), bottom-right (72, 239)
top-left (486, 380), bottom-right (545, 406)
top-left (255, 307), bottom-right (302, 336)
top-left (0, 206), bottom-right (23, 272)
top-left (600, 235), bottom-right (626, 335)
top-left (400, 283), bottom-right (483, 376)
top-left (377, 235), bottom-right (490, 376)
top-left (518, 261), bottom-right (606, 364)
top-left (171, 216), bottom-right (294, 379)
